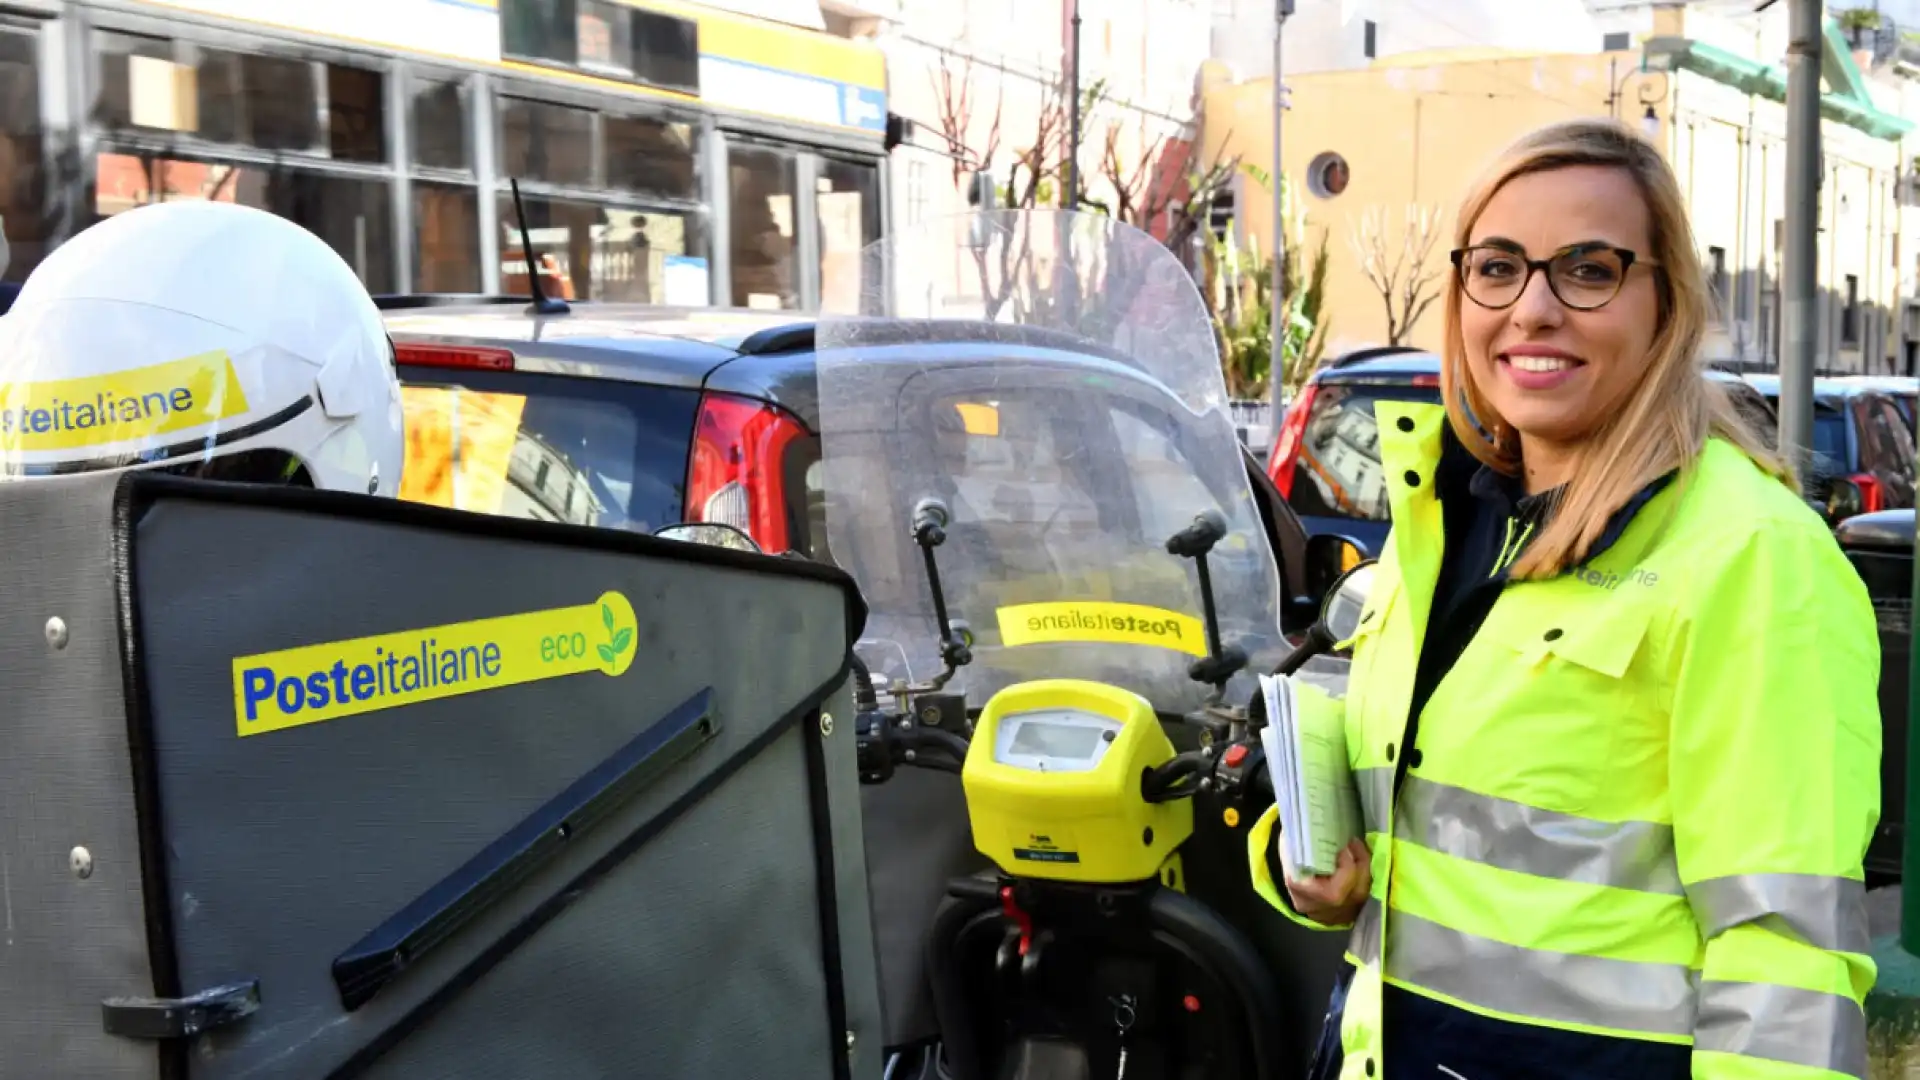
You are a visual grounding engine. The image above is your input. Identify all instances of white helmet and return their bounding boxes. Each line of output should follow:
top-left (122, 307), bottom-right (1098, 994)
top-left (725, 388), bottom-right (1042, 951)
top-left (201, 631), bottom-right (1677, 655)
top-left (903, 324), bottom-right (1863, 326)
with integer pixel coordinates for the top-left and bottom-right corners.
top-left (0, 200), bottom-right (404, 494)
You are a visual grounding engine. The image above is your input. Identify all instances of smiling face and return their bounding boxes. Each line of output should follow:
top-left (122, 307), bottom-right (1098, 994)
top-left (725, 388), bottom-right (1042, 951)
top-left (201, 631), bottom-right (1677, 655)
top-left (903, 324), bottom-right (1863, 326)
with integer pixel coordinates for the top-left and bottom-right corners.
top-left (1457, 164), bottom-right (1662, 457)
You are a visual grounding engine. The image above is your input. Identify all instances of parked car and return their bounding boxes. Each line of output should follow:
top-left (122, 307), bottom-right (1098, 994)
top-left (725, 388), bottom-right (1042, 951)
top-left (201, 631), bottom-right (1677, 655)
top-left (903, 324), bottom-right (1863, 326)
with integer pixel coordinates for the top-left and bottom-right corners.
top-left (1833, 506), bottom-right (1913, 886)
top-left (1265, 347), bottom-right (1778, 558)
top-left (1826, 375), bottom-right (1917, 431)
top-left (379, 295), bottom-right (1348, 620)
top-left (1739, 374), bottom-right (1917, 523)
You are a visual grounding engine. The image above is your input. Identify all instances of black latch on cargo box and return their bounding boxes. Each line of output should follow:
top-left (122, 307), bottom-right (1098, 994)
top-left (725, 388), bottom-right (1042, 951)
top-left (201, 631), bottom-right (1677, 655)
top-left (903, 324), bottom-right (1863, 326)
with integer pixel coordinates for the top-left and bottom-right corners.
top-left (102, 978), bottom-right (261, 1040)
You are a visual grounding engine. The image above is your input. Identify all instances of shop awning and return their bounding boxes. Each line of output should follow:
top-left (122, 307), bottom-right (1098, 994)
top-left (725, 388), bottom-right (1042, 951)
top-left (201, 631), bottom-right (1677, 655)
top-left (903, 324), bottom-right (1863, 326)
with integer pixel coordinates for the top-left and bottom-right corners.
top-left (1643, 16), bottom-right (1914, 142)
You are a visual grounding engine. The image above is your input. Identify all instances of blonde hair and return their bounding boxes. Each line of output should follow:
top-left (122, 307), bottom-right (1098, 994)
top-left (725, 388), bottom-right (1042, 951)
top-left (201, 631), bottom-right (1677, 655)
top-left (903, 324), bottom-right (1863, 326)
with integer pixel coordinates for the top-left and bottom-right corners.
top-left (1441, 118), bottom-right (1790, 579)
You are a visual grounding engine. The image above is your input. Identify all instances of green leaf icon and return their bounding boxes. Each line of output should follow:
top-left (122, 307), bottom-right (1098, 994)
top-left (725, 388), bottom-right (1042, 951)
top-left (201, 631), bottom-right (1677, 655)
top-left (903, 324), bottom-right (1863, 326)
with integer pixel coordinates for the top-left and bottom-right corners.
top-left (597, 643), bottom-right (617, 664)
top-left (601, 603), bottom-right (615, 632)
top-left (612, 627), bottom-right (634, 654)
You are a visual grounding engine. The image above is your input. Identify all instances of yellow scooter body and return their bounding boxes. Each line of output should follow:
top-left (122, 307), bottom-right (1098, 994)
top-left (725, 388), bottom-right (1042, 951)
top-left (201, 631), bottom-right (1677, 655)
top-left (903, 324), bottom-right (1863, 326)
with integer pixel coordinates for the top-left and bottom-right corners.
top-left (961, 678), bottom-right (1193, 886)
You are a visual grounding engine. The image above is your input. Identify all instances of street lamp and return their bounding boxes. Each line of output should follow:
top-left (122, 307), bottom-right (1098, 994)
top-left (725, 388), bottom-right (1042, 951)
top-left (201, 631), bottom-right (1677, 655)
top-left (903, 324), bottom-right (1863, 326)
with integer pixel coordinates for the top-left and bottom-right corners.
top-left (1606, 52), bottom-right (1671, 138)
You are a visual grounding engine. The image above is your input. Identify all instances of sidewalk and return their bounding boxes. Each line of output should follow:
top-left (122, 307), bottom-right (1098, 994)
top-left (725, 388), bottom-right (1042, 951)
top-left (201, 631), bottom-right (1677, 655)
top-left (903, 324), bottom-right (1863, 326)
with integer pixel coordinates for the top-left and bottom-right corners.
top-left (1868, 886), bottom-right (1920, 1077)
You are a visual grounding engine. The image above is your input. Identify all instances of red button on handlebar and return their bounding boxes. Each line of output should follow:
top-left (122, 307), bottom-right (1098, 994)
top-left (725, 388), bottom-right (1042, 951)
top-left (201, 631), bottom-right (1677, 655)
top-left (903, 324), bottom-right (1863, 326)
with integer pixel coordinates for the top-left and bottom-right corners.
top-left (1223, 744), bottom-right (1248, 768)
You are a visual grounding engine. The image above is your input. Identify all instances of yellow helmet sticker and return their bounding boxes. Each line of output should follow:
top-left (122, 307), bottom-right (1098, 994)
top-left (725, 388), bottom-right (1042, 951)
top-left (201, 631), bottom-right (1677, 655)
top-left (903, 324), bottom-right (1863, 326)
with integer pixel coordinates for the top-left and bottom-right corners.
top-left (0, 350), bottom-right (252, 453)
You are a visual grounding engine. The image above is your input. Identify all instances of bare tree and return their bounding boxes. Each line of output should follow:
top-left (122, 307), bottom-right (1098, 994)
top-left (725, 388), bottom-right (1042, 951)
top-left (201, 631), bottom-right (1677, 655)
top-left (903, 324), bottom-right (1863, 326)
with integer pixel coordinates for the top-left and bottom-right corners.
top-left (1350, 204), bottom-right (1444, 347)
top-left (931, 54), bottom-right (1003, 190)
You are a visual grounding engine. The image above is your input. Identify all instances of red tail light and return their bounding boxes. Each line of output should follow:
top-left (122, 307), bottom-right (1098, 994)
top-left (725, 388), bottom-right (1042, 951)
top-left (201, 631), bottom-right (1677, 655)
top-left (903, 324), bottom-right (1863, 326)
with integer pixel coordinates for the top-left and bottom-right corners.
top-left (394, 343), bottom-right (516, 371)
top-left (1267, 382), bottom-right (1318, 499)
top-left (1851, 473), bottom-right (1886, 514)
top-left (1411, 374), bottom-right (1439, 388)
top-left (686, 392), bottom-right (807, 553)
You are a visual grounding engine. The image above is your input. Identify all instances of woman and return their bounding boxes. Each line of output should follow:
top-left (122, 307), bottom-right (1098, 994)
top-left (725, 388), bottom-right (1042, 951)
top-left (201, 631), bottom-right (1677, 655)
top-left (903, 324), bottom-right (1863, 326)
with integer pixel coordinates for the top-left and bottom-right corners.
top-left (1246, 118), bottom-right (1881, 1080)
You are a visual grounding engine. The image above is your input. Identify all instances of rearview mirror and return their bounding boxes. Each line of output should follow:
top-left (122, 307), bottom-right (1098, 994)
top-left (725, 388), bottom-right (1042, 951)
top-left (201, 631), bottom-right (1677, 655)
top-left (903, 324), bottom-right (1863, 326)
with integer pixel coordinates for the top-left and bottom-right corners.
top-left (1303, 532), bottom-right (1368, 598)
top-left (1825, 476), bottom-right (1867, 523)
top-left (655, 522), bottom-right (763, 553)
top-left (1320, 560), bottom-right (1377, 643)
top-left (1274, 557), bottom-right (1379, 677)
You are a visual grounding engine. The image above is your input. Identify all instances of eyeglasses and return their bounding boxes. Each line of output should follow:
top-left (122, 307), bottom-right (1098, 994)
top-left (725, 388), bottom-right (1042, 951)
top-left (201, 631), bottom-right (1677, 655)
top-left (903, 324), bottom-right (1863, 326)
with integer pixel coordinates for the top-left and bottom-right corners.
top-left (1450, 242), bottom-right (1655, 312)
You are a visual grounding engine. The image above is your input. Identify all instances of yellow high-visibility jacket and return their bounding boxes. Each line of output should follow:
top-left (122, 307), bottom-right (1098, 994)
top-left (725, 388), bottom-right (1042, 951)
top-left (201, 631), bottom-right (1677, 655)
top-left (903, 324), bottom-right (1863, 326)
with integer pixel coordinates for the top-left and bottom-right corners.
top-left (1249, 400), bottom-right (1882, 1080)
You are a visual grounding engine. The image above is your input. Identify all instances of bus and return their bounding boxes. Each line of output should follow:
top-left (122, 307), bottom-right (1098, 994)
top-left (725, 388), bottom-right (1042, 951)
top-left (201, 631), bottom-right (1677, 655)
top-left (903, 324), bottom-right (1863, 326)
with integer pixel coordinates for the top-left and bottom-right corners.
top-left (0, 0), bottom-right (890, 311)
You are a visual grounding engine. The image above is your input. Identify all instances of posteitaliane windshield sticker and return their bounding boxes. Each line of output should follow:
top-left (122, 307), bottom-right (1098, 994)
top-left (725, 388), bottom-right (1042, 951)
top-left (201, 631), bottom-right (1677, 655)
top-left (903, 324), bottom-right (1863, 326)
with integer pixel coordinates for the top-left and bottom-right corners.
top-left (0, 350), bottom-right (252, 453)
top-left (995, 601), bottom-right (1208, 657)
top-left (231, 591), bottom-right (639, 737)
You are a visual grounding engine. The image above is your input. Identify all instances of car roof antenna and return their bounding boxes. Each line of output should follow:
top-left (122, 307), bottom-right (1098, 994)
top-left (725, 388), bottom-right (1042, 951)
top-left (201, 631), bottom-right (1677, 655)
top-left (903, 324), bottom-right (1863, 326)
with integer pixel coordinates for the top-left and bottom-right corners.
top-left (510, 178), bottom-right (570, 317)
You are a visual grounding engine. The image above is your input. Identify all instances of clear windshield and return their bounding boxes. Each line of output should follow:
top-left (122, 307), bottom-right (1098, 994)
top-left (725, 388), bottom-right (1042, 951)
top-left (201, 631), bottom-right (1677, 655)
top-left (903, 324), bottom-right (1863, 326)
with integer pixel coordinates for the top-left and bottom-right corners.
top-left (816, 209), bottom-right (1285, 715)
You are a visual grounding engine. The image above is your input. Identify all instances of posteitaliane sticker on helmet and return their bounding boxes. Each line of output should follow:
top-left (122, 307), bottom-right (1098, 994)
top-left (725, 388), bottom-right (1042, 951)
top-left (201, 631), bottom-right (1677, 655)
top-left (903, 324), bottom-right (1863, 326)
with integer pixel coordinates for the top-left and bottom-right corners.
top-left (230, 591), bottom-right (639, 737)
top-left (0, 349), bottom-right (253, 453)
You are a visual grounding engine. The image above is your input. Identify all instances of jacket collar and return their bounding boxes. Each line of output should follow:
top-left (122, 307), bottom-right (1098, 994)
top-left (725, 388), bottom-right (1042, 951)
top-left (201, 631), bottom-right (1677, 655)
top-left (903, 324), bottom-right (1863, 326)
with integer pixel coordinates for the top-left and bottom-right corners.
top-left (1379, 401), bottom-right (1677, 574)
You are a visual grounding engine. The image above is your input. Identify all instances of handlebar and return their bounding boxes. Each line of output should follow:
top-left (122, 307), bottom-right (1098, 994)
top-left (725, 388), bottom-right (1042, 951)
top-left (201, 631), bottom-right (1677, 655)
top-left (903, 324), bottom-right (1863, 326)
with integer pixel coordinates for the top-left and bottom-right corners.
top-left (856, 707), bottom-right (970, 782)
top-left (902, 724), bottom-right (970, 767)
top-left (853, 693), bottom-right (1275, 820)
top-left (1165, 509), bottom-right (1228, 559)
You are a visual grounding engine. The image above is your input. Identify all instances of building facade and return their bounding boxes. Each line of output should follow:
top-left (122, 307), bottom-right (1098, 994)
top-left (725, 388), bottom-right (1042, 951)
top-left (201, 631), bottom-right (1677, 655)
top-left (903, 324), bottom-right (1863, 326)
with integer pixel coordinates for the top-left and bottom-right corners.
top-left (0, 0), bottom-right (890, 312)
top-left (867, 0), bottom-right (1214, 255)
top-left (1203, 0), bottom-right (1920, 375)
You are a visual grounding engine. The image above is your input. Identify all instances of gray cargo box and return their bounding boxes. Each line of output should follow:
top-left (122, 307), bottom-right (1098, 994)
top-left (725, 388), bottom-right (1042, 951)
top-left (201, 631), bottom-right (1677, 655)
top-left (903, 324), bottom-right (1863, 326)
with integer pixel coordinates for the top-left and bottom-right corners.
top-left (0, 471), bottom-right (881, 1080)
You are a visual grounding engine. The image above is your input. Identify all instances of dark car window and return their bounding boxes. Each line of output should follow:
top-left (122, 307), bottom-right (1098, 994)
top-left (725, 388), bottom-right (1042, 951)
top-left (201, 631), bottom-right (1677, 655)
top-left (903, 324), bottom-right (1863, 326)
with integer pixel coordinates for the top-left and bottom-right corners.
top-left (1809, 407), bottom-right (1850, 479)
top-left (1288, 380), bottom-right (1444, 522)
top-left (1862, 396), bottom-right (1917, 504)
top-left (395, 365), bottom-right (700, 533)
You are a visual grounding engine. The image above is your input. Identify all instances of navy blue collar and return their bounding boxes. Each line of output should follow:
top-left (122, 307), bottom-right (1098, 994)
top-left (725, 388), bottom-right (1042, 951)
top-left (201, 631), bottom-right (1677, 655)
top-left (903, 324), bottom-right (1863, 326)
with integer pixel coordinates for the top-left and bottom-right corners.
top-left (1434, 424), bottom-right (1677, 571)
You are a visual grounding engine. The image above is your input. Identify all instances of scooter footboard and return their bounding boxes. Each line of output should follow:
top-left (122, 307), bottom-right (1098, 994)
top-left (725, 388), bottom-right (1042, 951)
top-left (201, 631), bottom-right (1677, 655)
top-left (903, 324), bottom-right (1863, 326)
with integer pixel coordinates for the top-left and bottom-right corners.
top-left (926, 875), bottom-right (1295, 1080)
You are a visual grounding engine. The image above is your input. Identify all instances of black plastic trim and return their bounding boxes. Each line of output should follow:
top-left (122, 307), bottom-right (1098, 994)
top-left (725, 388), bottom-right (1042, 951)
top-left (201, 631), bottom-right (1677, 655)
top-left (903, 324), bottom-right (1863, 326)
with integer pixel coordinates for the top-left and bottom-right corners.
top-left (331, 688), bottom-right (720, 1012)
top-left (373, 293), bottom-right (567, 311)
top-left (108, 479), bottom-right (189, 1080)
top-left (735, 322), bottom-right (820, 356)
top-left (110, 470), bottom-right (868, 649)
top-left (802, 704), bottom-right (853, 1080)
top-left (1327, 344), bottom-right (1430, 369)
top-left (1146, 887), bottom-right (1291, 1080)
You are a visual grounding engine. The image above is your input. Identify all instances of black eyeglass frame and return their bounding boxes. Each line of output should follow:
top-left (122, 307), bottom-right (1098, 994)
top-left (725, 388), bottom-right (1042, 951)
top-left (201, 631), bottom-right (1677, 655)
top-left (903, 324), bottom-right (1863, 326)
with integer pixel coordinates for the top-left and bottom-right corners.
top-left (1449, 242), bottom-right (1656, 312)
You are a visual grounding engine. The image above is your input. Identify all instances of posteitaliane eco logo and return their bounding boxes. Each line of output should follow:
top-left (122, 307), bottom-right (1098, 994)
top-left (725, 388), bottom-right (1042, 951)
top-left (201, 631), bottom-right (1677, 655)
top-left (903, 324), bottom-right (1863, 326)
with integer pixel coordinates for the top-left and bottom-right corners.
top-left (230, 591), bottom-right (639, 737)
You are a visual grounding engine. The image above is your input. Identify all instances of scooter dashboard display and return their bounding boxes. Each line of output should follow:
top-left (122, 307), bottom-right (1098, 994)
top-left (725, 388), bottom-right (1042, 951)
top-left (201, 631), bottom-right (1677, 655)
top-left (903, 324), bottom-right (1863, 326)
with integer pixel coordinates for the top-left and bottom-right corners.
top-left (991, 708), bottom-right (1123, 774)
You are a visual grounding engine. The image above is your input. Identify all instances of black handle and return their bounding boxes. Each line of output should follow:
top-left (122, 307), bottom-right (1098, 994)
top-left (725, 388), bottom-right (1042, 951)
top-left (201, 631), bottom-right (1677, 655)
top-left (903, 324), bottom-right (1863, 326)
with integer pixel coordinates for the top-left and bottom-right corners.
top-left (102, 979), bottom-right (260, 1041)
top-left (1165, 509), bottom-right (1228, 559)
top-left (1274, 623), bottom-right (1335, 677)
top-left (1141, 750), bottom-right (1212, 803)
top-left (913, 497), bottom-right (952, 545)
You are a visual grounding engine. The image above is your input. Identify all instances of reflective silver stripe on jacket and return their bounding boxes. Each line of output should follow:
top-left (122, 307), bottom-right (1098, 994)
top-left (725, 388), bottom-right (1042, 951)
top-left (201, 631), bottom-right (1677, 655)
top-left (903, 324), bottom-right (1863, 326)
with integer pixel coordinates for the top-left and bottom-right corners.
top-left (1686, 873), bottom-right (1870, 955)
top-left (1393, 776), bottom-right (1684, 896)
top-left (1695, 979), bottom-right (1868, 1079)
top-left (1349, 896), bottom-right (1383, 967)
top-left (1384, 910), bottom-right (1698, 1037)
top-left (1356, 766), bottom-right (1393, 836)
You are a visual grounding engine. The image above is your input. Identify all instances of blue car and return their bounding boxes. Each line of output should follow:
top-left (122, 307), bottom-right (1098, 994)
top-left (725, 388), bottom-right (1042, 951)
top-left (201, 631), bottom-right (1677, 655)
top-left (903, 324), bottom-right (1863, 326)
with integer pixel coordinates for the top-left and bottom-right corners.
top-left (1738, 373), bottom-right (1916, 523)
top-left (1266, 347), bottom-right (1778, 558)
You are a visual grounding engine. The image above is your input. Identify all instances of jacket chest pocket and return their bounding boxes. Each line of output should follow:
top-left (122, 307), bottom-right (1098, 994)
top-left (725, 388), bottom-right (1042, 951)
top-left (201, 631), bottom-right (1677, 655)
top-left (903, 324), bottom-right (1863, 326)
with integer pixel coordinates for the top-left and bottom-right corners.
top-left (1460, 601), bottom-right (1658, 815)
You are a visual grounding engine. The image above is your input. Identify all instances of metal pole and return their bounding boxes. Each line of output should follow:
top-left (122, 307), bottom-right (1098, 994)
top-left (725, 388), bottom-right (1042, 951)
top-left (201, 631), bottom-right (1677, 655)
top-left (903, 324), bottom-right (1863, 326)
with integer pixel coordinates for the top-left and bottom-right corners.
top-left (1068, 0), bottom-right (1082, 209)
top-left (1268, 0), bottom-right (1290, 421)
top-left (1779, 0), bottom-right (1822, 488)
